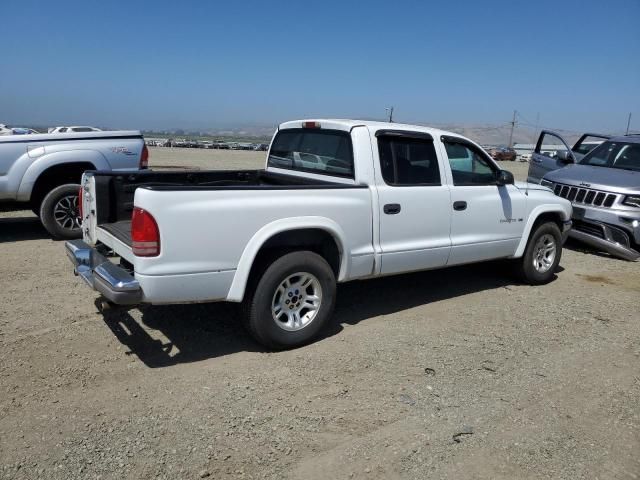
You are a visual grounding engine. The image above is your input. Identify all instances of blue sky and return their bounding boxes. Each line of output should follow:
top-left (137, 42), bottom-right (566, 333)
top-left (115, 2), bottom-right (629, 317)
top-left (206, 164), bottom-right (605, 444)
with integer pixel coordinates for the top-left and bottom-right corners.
top-left (2, 0), bottom-right (638, 133)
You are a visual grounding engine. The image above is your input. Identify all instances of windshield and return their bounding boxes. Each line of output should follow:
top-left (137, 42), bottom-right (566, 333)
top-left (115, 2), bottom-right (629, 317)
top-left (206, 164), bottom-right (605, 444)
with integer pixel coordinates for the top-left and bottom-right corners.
top-left (580, 141), bottom-right (640, 171)
top-left (268, 129), bottom-right (354, 178)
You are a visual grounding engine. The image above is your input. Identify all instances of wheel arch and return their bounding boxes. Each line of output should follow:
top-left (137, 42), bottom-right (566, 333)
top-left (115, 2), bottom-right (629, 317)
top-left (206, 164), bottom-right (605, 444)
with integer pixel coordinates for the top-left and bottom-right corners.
top-left (226, 217), bottom-right (348, 302)
top-left (17, 150), bottom-right (109, 204)
top-left (514, 205), bottom-right (569, 257)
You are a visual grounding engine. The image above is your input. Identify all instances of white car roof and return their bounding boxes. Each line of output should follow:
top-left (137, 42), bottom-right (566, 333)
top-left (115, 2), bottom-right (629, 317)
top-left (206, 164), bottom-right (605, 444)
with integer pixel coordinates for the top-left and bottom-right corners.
top-left (278, 119), bottom-right (467, 141)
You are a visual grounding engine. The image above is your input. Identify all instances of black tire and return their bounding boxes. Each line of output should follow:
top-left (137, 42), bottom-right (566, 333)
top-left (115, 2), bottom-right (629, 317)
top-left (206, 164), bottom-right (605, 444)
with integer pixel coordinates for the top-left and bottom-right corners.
top-left (39, 183), bottom-right (82, 240)
top-left (516, 221), bottom-right (562, 285)
top-left (242, 251), bottom-right (336, 350)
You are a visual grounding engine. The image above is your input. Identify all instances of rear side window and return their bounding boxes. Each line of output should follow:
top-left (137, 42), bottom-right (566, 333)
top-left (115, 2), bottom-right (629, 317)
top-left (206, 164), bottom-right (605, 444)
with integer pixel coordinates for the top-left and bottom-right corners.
top-left (71, 127), bottom-right (94, 132)
top-left (377, 135), bottom-right (440, 186)
top-left (268, 129), bottom-right (354, 178)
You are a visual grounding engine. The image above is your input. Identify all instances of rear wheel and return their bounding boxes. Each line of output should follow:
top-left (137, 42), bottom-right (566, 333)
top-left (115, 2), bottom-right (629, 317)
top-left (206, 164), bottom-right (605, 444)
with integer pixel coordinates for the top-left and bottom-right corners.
top-left (39, 184), bottom-right (82, 240)
top-left (516, 221), bottom-right (562, 284)
top-left (242, 251), bottom-right (336, 349)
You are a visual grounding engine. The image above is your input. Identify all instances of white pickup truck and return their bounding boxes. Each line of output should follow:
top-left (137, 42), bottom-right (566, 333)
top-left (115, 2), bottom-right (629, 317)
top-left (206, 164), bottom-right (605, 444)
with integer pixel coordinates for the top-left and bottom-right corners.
top-left (0, 130), bottom-right (147, 238)
top-left (66, 119), bottom-right (572, 349)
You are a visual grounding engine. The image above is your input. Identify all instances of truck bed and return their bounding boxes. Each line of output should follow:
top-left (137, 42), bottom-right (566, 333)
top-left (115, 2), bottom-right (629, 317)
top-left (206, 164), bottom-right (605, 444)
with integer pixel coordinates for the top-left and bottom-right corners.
top-left (89, 169), bottom-right (362, 245)
top-left (99, 220), bottom-right (132, 247)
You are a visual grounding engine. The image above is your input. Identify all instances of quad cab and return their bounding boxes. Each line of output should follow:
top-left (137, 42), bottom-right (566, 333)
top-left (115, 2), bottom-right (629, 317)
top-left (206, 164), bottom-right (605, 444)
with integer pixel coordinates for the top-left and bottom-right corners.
top-left (66, 119), bottom-right (573, 349)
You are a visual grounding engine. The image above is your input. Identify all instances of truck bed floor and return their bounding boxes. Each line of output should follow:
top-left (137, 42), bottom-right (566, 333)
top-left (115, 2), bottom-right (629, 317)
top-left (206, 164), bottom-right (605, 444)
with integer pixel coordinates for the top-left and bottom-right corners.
top-left (98, 220), bottom-right (132, 247)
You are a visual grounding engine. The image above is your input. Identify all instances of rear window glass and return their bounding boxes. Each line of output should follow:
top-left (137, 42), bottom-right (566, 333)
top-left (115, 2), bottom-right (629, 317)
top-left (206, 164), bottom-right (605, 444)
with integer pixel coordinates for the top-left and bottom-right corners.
top-left (268, 129), bottom-right (354, 178)
top-left (378, 135), bottom-right (440, 185)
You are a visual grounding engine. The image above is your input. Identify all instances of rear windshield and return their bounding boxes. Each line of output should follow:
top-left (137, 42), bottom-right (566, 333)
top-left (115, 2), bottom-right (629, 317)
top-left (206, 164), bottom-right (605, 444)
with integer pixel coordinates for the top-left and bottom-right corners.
top-left (268, 128), bottom-right (354, 178)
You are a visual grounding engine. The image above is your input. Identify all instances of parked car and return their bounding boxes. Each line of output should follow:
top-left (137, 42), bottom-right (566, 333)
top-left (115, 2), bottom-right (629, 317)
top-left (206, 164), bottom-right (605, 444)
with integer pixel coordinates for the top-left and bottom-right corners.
top-left (491, 147), bottom-right (517, 162)
top-left (0, 130), bottom-right (147, 238)
top-left (48, 126), bottom-right (103, 133)
top-left (0, 124), bottom-right (39, 135)
top-left (519, 152), bottom-right (532, 162)
top-left (529, 132), bottom-right (640, 261)
top-left (66, 119), bottom-right (572, 349)
top-left (527, 130), bottom-right (610, 183)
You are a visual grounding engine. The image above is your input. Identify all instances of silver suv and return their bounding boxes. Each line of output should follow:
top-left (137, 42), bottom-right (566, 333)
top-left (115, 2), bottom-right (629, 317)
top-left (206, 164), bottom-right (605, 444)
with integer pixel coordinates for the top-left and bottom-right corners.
top-left (528, 132), bottom-right (640, 261)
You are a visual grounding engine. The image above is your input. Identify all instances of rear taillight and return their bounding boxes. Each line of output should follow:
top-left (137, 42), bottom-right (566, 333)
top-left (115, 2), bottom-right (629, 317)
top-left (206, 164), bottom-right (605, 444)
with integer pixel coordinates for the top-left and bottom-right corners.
top-left (140, 144), bottom-right (149, 169)
top-left (131, 208), bottom-right (160, 256)
top-left (78, 186), bottom-right (83, 218)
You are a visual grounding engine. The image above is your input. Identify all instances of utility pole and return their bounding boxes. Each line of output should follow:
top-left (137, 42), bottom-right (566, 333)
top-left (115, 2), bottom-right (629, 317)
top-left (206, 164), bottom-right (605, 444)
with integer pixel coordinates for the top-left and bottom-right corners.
top-left (508, 110), bottom-right (517, 148)
top-left (385, 106), bottom-right (394, 123)
top-left (626, 112), bottom-right (632, 134)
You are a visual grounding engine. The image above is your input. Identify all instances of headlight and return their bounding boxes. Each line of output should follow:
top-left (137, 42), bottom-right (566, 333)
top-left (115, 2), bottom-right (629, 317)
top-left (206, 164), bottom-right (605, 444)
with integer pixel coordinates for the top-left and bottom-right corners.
top-left (540, 179), bottom-right (553, 188)
top-left (623, 195), bottom-right (640, 208)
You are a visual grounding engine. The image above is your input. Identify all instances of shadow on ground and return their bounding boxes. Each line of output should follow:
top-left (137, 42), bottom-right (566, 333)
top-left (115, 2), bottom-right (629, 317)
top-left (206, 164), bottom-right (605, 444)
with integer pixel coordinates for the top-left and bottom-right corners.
top-left (0, 216), bottom-right (49, 243)
top-left (103, 260), bottom-right (535, 368)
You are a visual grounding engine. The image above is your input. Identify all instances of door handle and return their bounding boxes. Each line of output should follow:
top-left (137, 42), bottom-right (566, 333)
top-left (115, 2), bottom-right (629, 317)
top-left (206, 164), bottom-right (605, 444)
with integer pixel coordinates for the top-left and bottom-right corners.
top-left (383, 203), bottom-right (401, 214)
top-left (532, 158), bottom-right (542, 164)
top-left (453, 201), bottom-right (467, 211)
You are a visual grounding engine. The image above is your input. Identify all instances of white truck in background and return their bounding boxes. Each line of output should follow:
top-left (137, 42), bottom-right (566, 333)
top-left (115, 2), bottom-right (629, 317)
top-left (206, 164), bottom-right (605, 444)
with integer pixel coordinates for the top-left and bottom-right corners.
top-left (0, 130), bottom-right (148, 238)
top-left (67, 119), bottom-right (572, 349)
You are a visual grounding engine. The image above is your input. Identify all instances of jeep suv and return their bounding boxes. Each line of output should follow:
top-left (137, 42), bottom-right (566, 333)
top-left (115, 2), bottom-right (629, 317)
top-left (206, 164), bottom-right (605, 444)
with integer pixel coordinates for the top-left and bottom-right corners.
top-left (535, 134), bottom-right (640, 261)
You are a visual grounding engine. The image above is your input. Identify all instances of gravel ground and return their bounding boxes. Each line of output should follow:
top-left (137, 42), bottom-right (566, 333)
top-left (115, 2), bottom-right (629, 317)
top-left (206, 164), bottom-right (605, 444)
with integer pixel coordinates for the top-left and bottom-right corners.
top-left (1, 148), bottom-right (638, 479)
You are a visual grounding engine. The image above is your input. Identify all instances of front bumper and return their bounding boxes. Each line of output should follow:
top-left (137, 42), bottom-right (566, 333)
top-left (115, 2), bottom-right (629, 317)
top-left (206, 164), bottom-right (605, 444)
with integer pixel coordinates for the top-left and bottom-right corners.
top-left (568, 205), bottom-right (640, 261)
top-left (569, 220), bottom-right (639, 261)
top-left (65, 239), bottom-right (143, 305)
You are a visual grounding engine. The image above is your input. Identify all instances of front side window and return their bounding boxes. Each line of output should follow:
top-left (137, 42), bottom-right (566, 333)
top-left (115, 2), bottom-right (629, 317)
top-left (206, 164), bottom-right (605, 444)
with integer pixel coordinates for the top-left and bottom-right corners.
top-left (268, 129), bottom-right (354, 178)
top-left (443, 140), bottom-right (498, 185)
top-left (377, 135), bottom-right (440, 186)
top-left (580, 141), bottom-right (640, 171)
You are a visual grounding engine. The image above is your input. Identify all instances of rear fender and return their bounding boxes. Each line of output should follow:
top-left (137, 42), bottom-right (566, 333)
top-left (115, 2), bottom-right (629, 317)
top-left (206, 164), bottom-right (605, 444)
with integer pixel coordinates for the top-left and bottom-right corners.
top-left (226, 217), bottom-right (348, 302)
top-left (16, 150), bottom-right (109, 201)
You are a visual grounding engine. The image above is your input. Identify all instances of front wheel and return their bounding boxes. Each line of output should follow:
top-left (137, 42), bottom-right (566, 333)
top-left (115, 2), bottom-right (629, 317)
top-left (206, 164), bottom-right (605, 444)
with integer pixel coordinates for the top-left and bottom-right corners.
top-left (242, 251), bottom-right (336, 349)
top-left (516, 221), bottom-right (562, 285)
top-left (39, 184), bottom-right (82, 240)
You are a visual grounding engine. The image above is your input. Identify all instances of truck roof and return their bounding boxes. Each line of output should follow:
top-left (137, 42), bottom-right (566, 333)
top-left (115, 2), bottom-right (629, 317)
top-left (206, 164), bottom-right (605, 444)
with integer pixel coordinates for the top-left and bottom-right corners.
top-left (279, 119), bottom-right (467, 141)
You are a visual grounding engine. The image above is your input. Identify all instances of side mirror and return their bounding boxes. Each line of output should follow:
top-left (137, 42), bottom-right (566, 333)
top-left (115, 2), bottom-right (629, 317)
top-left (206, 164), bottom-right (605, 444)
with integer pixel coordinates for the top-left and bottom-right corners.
top-left (496, 169), bottom-right (515, 186)
top-left (556, 150), bottom-right (574, 163)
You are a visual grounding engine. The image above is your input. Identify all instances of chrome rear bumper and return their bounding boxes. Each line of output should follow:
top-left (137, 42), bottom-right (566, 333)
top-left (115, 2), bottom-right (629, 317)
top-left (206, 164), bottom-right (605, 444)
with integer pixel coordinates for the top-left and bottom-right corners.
top-left (65, 239), bottom-right (143, 305)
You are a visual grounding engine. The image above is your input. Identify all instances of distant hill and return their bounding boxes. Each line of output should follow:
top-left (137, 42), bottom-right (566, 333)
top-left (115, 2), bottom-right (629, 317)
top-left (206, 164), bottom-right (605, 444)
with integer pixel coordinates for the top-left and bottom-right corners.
top-left (194, 121), bottom-right (589, 147)
top-left (423, 123), bottom-right (587, 147)
top-left (188, 123), bottom-right (582, 145)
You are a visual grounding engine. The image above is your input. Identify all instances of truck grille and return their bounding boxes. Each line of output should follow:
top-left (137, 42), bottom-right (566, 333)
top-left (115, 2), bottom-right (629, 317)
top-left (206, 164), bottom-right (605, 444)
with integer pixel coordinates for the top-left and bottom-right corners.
top-left (550, 182), bottom-right (617, 208)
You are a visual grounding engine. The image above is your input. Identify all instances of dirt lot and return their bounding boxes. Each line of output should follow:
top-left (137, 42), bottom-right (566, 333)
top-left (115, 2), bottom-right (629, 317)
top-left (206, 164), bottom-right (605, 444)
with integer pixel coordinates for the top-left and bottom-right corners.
top-left (1, 148), bottom-right (638, 479)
